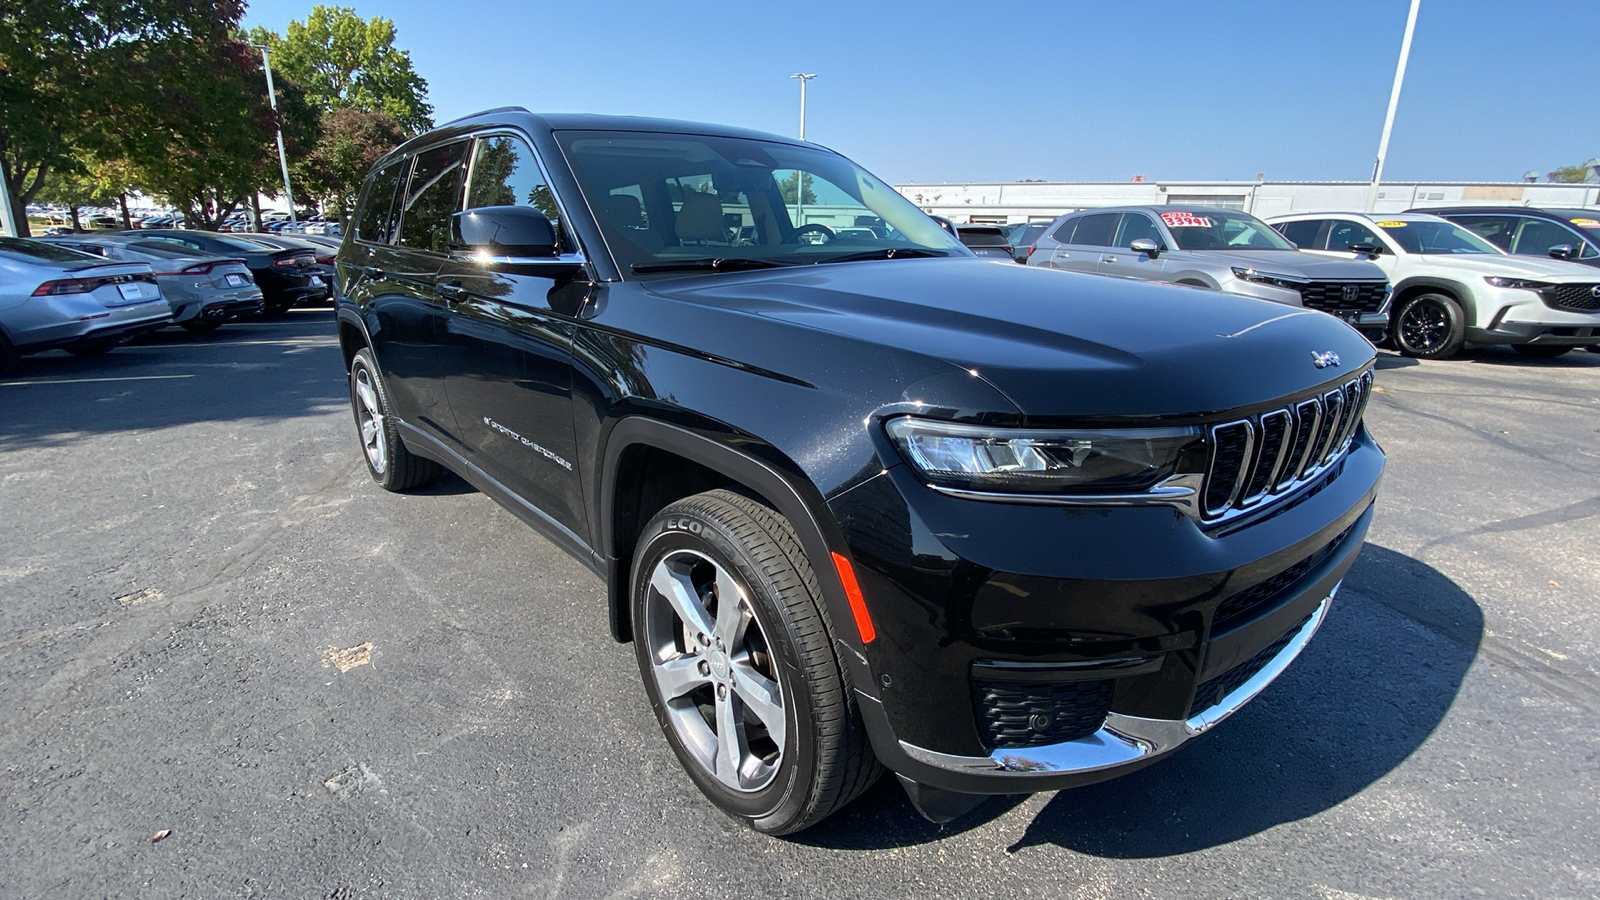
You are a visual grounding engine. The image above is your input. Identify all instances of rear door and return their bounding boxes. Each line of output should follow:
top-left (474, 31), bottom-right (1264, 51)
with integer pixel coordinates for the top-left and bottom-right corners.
top-left (1048, 212), bottom-right (1116, 273)
top-left (434, 133), bottom-right (588, 541)
top-left (1097, 212), bottom-right (1168, 280)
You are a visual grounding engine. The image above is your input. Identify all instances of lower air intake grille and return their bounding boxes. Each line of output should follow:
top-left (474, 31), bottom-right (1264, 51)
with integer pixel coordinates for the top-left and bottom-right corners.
top-left (1542, 283), bottom-right (1600, 312)
top-left (973, 679), bottom-right (1113, 749)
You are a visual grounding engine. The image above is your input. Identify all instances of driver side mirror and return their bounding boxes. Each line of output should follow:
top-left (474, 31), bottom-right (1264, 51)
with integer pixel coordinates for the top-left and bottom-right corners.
top-left (1130, 238), bottom-right (1162, 258)
top-left (451, 206), bottom-right (560, 260)
top-left (1548, 244), bottom-right (1576, 260)
top-left (1347, 242), bottom-right (1383, 258)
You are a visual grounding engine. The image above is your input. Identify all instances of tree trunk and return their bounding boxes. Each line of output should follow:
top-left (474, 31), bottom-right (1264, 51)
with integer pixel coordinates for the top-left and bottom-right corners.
top-left (250, 194), bottom-right (263, 232)
top-left (69, 206), bottom-right (81, 232)
top-left (119, 193), bottom-right (133, 230)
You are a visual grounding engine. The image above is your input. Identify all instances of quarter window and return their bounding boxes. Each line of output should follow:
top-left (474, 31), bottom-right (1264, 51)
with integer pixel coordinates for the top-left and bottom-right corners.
top-left (357, 162), bottom-right (405, 244)
top-left (1050, 218), bottom-right (1078, 244)
top-left (1275, 219), bottom-right (1324, 249)
top-left (398, 141), bottom-right (469, 254)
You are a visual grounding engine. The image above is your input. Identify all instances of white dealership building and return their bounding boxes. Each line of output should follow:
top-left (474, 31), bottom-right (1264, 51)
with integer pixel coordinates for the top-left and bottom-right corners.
top-left (894, 179), bottom-right (1600, 225)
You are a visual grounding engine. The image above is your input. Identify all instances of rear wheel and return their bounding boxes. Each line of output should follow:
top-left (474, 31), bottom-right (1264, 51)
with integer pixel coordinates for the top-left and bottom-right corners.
top-left (1391, 292), bottom-right (1465, 359)
top-left (1511, 344), bottom-right (1571, 359)
top-left (631, 489), bottom-right (880, 835)
top-left (348, 348), bottom-right (441, 491)
top-left (65, 338), bottom-right (116, 357)
top-left (0, 334), bottom-right (17, 377)
top-left (260, 300), bottom-right (291, 317)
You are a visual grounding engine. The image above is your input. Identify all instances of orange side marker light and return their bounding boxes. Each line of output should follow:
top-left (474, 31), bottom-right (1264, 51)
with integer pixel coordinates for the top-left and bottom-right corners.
top-left (831, 552), bottom-right (876, 644)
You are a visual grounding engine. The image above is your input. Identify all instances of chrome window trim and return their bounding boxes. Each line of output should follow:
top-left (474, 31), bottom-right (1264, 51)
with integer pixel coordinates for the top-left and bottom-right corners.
top-left (460, 130), bottom-right (591, 267)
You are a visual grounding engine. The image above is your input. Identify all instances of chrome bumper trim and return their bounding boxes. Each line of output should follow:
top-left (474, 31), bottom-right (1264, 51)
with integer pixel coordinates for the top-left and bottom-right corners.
top-left (899, 587), bottom-right (1335, 778)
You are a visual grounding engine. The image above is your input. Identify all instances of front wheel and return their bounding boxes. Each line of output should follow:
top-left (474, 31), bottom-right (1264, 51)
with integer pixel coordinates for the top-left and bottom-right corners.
top-left (631, 490), bottom-right (880, 834)
top-left (1511, 344), bottom-right (1571, 359)
top-left (1391, 292), bottom-right (1465, 359)
top-left (348, 348), bottom-right (441, 491)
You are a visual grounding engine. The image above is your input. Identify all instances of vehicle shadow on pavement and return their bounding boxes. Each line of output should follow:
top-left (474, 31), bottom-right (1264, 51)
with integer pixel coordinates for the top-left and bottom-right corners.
top-left (796, 543), bottom-right (1480, 852)
top-left (1373, 352), bottom-right (1419, 370)
top-left (1003, 543), bottom-right (1480, 857)
top-left (0, 315), bottom-right (347, 449)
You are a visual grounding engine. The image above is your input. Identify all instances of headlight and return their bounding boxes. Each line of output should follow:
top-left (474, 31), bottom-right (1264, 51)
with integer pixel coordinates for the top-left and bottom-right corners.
top-left (1231, 267), bottom-right (1309, 291)
top-left (1484, 276), bottom-right (1549, 290)
top-left (885, 417), bottom-right (1204, 495)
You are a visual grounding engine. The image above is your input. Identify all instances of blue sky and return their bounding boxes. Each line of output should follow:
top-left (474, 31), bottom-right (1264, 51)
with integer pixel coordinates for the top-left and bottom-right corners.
top-left (241, 0), bottom-right (1598, 186)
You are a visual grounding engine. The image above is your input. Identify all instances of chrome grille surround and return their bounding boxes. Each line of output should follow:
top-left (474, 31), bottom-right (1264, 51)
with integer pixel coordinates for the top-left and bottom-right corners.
top-left (1203, 370), bottom-right (1373, 521)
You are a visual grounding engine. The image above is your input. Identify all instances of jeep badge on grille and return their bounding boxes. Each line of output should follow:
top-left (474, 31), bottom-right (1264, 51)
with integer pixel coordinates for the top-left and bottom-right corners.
top-left (1311, 350), bottom-right (1341, 369)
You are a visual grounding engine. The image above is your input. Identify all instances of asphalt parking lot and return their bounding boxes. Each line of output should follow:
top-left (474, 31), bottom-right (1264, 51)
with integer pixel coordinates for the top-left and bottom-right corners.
top-left (2, 313), bottom-right (1598, 899)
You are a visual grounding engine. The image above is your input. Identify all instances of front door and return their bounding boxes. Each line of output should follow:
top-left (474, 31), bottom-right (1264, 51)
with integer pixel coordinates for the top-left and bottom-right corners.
top-left (1098, 212), bottom-right (1169, 280)
top-left (437, 134), bottom-right (587, 541)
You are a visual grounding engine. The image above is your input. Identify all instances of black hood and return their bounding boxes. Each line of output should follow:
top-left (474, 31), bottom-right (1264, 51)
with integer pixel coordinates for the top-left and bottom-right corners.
top-left (643, 258), bottom-right (1375, 420)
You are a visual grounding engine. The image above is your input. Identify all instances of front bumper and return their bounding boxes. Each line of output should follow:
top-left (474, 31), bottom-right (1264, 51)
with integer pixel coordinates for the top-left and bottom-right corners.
top-left (831, 427), bottom-right (1383, 794)
top-left (1469, 286), bottom-right (1600, 345)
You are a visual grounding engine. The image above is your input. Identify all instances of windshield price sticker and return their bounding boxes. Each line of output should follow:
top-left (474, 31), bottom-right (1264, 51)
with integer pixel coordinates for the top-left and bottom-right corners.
top-left (1161, 212), bottom-right (1212, 228)
top-left (1570, 218), bottom-right (1599, 228)
top-left (1375, 221), bottom-right (1408, 228)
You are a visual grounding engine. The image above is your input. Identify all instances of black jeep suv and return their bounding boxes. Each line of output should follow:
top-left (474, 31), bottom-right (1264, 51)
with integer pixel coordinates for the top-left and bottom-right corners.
top-left (335, 110), bottom-right (1384, 834)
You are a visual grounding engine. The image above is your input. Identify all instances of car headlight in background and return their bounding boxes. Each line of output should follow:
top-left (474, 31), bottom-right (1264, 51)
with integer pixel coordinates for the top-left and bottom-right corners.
top-left (1483, 276), bottom-right (1550, 290)
top-left (1231, 267), bottom-right (1309, 291)
top-left (885, 417), bottom-right (1204, 495)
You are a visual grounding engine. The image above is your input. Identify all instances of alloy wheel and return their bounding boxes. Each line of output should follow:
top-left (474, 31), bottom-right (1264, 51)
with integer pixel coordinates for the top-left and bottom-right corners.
top-left (1399, 298), bottom-right (1449, 353)
top-left (642, 548), bottom-right (786, 793)
top-left (353, 367), bottom-right (387, 474)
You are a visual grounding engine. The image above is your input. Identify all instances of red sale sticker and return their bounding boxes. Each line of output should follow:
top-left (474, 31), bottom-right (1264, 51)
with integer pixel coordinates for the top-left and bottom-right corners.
top-left (1161, 212), bottom-right (1212, 228)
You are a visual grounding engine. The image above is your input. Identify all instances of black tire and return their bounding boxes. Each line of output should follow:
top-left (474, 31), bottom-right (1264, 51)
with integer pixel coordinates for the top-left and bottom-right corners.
top-left (1511, 344), bottom-right (1571, 359)
top-left (631, 489), bottom-right (881, 835)
top-left (348, 348), bottom-right (441, 491)
top-left (0, 333), bottom-right (18, 377)
top-left (64, 338), bottom-right (116, 357)
top-left (260, 299), bottom-right (292, 317)
top-left (1391, 292), bottom-right (1466, 360)
top-left (180, 318), bottom-right (223, 334)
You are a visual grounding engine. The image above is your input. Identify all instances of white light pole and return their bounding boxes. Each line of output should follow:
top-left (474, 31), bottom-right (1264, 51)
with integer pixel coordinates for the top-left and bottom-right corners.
top-left (1365, 0), bottom-right (1422, 213)
top-left (790, 73), bottom-right (816, 141)
top-left (256, 44), bottom-right (297, 223)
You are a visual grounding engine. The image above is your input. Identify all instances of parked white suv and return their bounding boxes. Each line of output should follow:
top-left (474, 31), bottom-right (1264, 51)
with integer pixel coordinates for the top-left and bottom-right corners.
top-left (1268, 212), bottom-right (1600, 359)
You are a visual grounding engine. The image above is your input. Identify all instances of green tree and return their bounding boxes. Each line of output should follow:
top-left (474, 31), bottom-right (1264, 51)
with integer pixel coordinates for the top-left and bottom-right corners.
top-left (1548, 164), bottom-right (1593, 184)
top-left (778, 172), bottom-right (817, 206)
top-left (0, 0), bottom-right (245, 234)
top-left (248, 6), bottom-right (432, 134)
top-left (116, 37), bottom-right (319, 230)
top-left (33, 155), bottom-right (120, 231)
top-left (294, 107), bottom-right (405, 219)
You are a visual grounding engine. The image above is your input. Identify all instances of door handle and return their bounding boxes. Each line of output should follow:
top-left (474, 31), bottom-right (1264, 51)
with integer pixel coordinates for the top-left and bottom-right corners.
top-left (360, 265), bottom-right (384, 280)
top-left (435, 281), bottom-right (466, 303)
top-left (1102, 255), bottom-right (1118, 263)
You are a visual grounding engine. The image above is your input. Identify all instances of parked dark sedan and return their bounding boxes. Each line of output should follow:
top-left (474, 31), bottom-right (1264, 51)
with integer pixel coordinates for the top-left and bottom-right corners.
top-left (242, 233), bottom-right (340, 295)
top-left (97, 230), bottom-right (326, 315)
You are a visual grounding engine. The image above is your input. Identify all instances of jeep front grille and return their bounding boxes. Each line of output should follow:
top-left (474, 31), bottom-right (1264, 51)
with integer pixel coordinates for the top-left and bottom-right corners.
top-left (1203, 371), bottom-right (1373, 519)
top-left (1298, 280), bottom-right (1388, 315)
top-left (1541, 283), bottom-right (1600, 312)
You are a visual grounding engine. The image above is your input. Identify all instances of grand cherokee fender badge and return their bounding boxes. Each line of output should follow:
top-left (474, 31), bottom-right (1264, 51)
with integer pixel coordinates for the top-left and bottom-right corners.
top-left (482, 417), bottom-right (573, 471)
top-left (1311, 350), bottom-right (1341, 369)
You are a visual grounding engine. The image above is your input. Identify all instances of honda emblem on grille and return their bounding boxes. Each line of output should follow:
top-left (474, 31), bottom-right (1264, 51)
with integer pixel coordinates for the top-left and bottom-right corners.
top-left (1311, 350), bottom-right (1341, 369)
top-left (1341, 285), bottom-right (1360, 303)
top-left (1591, 285), bottom-right (1600, 299)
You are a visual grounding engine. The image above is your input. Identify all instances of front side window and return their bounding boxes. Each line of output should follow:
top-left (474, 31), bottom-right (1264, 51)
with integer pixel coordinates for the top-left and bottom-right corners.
top-left (1162, 209), bottom-right (1294, 251)
top-left (399, 141), bottom-right (469, 254)
top-left (555, 130), bottom-right (966, 276)
top-left (1376, 220), bottom-right (1500, 255)
top-left (1113, 213), bottom-right (1161, 247)
top-left (1327, 220), bottom-right (1383, 252)
top-left (466, 135), bottom-right (571, 252)
top-left (1512, 219), bottom-right (1581, 257)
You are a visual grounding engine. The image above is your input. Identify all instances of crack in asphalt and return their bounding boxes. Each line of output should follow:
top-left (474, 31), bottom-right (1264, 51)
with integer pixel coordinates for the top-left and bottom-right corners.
top-left (1373, 393), bottom-right (1600, 477)
top-left (1414, 496), bottom-right (1600, 559)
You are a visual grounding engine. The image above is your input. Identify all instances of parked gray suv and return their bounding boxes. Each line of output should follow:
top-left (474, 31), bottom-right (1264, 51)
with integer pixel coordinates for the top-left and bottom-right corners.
top-left (1028, 206), bottom-right (1392, 338)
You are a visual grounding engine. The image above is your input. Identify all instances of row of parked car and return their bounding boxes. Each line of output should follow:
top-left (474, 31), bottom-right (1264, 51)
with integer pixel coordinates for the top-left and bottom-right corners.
top-left (950, 205), bottom-right (1600, 360)
top-left (0, 229), bottom-right (339, 376)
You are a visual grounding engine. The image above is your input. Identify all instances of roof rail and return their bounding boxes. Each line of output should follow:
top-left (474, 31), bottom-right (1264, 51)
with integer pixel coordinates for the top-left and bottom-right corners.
top-left (437, 106), bottom-right (531, 127)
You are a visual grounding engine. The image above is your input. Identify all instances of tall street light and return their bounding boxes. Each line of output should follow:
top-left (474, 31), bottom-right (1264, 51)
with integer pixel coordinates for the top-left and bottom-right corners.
top-left (790, 73), bottom-right (816, 141)
top-left (255, 44), bottom-right (298, 224)
top-left (1365, 0), bottom-right (1422, 213)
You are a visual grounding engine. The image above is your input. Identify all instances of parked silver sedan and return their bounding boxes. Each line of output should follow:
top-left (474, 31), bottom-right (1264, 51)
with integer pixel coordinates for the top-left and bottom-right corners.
top-left (38, 236), bottom-right (264, 333)
top-left (0, 238), bottom-right (172, 375)
top-left (1028, 206), bottom-right (1392, 338)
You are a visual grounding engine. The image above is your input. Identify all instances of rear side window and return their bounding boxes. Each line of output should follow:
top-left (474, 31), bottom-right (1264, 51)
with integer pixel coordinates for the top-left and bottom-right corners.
top-left (1275, 219), bottom-right (1324, 249)
top-left (399, 141), bottom-right (470, 253)
top-left (357, 162), bottom-right (405, 244)
top-left (466, 135), bottom-right (570, 251)
top-left (1070, 213), bottom-right (1118, 247)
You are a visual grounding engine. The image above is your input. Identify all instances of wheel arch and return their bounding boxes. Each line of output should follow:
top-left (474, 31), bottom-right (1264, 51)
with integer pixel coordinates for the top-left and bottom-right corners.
top-left (335, 306), bottom-right (373, 371)
top-left (598, 417), bottom-right (872, 694)
top-left (1392, 277), bottom-right (1478, 324)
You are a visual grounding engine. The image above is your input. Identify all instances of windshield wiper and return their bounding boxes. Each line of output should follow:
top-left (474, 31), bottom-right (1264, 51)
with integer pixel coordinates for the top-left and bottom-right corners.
top-left (631, 257), bottom-right (791, 273)
top-left (815, 247), bottom-right (949, 264)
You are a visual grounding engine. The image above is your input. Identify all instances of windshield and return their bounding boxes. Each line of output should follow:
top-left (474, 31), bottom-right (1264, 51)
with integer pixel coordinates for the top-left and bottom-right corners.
top-left (554, 130), bottom-right (969, 275)
top-left (1161, 209), bottom-right (1295, 251)
top-left (1376, 220), bottom-right (1500, 255)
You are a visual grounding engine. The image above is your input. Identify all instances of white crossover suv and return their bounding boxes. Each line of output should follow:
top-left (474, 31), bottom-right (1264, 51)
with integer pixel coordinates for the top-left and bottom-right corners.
top-left (1268, 212), bottom-right (1600, 359)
